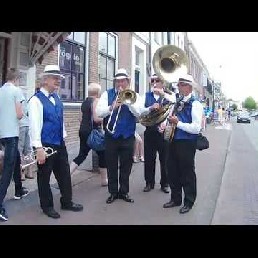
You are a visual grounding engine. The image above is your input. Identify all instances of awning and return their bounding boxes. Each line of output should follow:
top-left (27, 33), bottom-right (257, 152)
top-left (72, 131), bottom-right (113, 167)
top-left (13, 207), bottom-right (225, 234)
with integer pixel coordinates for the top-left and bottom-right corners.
top-left (29, 32), bottom-right (71, 65)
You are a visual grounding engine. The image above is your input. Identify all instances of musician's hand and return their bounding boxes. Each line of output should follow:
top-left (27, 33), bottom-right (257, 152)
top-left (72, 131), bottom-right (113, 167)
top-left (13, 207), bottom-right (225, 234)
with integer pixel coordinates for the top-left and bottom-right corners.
top-left (36, 147), bottom-right (46, 165)
top-left (111, 100), bottom-right (122, 110)
top-left (168, 115), bottom-right (179, 125)
top-left (149, 103), bottom-right (160, 111)
top-left (158, 121), bottom-right (166, 133)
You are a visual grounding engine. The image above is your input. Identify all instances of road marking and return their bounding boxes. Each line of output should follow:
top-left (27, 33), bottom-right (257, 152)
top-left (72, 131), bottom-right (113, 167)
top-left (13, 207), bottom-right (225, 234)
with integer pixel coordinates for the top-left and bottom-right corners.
top-left (215, 123), bottom-right (232, 130)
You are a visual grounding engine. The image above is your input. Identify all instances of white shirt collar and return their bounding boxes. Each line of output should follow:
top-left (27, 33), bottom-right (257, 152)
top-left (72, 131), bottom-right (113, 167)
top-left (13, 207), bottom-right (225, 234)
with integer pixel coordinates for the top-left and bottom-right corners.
top-left (182, 93), bottom-right (192, 102)
top-left (40, 87), bottom-right (52, 98)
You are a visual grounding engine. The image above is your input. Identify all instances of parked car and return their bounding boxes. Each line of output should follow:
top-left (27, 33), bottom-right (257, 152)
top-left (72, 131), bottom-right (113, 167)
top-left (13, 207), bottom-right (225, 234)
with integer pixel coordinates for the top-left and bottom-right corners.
top-left (237, 111), bottom-right (251, 123)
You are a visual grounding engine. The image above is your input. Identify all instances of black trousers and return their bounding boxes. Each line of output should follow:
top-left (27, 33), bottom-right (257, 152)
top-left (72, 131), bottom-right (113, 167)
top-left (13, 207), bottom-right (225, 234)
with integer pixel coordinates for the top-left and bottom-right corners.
top-left (167, 139), bottom-right (197, 207)
top-left (37, 142), bottom-right (72, 211)
top-left (105, 135), bottom-right (135, 195)
top-left (144, 129), bottom-right (168, 187)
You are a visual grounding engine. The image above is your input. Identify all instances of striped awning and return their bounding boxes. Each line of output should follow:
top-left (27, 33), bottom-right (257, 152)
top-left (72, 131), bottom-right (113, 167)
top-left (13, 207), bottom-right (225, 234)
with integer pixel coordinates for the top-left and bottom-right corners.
top-left (29, 32), bottom-right (71, 65)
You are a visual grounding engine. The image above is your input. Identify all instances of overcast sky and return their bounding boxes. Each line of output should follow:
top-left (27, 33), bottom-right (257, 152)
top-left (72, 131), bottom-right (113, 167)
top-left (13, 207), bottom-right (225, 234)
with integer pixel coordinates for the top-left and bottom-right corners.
top-left (187, 32), bottom-right (258, 102)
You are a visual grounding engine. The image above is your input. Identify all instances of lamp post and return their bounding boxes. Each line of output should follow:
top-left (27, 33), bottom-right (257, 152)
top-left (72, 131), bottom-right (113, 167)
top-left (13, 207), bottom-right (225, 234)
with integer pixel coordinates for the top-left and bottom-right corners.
top-left (212, 80), bottom-right (215, 112)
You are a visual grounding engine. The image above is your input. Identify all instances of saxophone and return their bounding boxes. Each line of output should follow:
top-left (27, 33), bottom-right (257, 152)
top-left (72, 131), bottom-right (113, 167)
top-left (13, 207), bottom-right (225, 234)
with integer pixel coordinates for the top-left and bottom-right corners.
top-left (163, 96), bottom-right (184, 142)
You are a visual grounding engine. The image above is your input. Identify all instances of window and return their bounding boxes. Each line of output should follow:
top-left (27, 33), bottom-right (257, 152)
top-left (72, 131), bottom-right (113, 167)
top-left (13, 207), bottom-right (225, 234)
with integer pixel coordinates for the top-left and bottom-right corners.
top-left (59, 37), bottom-right (86, 101)
top-left (67, 32), bottom-right (85, 45)
top-left (98, 32), bottom-right (117, 90)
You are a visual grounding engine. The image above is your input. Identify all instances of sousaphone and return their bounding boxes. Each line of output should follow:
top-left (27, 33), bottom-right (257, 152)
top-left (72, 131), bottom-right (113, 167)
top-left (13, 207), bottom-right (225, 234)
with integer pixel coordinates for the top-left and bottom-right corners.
top-left (139, 45), bottom-right (188, 127)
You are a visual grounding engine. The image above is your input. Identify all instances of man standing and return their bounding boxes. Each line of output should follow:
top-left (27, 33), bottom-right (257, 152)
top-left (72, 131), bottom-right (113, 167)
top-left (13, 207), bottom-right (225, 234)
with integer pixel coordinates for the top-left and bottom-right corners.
top-left (96, 68), bottom-right (143, 204)
top-left (142, 74), bottom-right (175, 194)
top-left (28, 65), bottom-right (83, 219)
top-left (163, 74), bottom-right (203, 214)
top-left (0, 68), bottom-right (29, 222)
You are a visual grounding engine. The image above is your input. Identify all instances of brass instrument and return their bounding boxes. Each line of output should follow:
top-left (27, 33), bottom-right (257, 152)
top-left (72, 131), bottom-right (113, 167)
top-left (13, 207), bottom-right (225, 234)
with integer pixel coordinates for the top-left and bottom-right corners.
top-left (139, 44), bottom-right (188, 128)
top-left (21, 147), bottom-right (57, 170)
top-left (106, 89), bottom-right (137, 134)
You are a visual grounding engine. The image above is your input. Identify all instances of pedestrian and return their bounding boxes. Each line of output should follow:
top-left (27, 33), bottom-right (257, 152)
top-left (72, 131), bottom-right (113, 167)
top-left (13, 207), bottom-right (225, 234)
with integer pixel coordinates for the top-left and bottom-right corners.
top-left (69, 83), bottom-right (108, 186)
top-left (0, 68), bottom-right (30, 222)
top-left (133, 131), bottom-right (144, 163)
top-left (163, 74), bottom-right (203, 214)
top-left (28, 65), bottom-right (83, 219)
top-left (17, 87), bottom-right (34, 180)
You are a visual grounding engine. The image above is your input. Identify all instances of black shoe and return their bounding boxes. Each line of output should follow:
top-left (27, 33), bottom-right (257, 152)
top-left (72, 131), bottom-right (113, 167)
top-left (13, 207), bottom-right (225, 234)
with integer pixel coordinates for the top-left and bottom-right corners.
top-left (143, 184), bottom-right (152, 192)
top-left (179, 205), bottom-right (192, 214)
top-left (161, 186), bottom-right (169, 194)
top-left (43, 208), bottom-right (60, 219)
top-left (14, 187), bottom-right (30, 200)
top-left (61, 202), bottom-right (83, 212)
top-left (119, 194), bottom-right (134, 203)
top-left (106, 194), bottom-right (118, 204)
top-left (163, 200), bottom-right (181, 208)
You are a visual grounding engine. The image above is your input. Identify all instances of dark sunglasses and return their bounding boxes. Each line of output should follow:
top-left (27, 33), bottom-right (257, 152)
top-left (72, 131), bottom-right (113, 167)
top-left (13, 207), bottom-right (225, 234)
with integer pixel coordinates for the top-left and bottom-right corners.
top-left (178, 82), bottom-right (190, 87)
top-left (151, 78), bottom-right (161, 83)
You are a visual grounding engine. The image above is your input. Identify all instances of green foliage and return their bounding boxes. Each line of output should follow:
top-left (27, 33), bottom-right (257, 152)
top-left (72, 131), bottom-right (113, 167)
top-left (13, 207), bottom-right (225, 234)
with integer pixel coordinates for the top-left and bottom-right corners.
top-left (243, 97), bottom-right (257, 111)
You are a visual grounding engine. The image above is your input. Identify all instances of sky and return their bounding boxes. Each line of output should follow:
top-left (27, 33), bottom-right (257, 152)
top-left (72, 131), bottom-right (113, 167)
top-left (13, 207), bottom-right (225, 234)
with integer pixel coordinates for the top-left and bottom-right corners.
top-left (187, 32), bottom-right (258, 102)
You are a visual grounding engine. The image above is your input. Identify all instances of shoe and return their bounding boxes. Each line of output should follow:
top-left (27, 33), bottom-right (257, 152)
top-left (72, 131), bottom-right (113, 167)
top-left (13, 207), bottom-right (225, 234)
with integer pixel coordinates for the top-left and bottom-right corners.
top-left (179, 205), bottom-right (192, 214)
top-left (43, 208), bottom-right (60, 219)
top-left (139, 156), bottom-right (145, 162)
top-left (143, 183), bottom-right (154, 192)
top-left (119, 194), bottom-right (134, 203)
top-left (163, 200), bottom-right (181, 208)
top-left (0, 208), bottom-right (8, 222)
top-left (106, 194), bottom-right (118, 204)
top-left (161, 186), bottom-right (170, 194)
top-left (61, 202), bottom-right (83, 212)
top-left (133, 156), bottom-right (138, 163)
top-left (14, 187), bottom-right (30, 200)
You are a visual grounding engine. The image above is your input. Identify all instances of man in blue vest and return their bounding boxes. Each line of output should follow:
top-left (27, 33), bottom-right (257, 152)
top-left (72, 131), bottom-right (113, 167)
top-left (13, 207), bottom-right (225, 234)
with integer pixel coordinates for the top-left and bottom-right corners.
top-left (163, 74), bottom-right (203, 214)
top-left (96, 68), bottom-right (144, 204)
top-left (142, 74), bottom-right (175, 194)
top-left (28, 65), bottom-right (83, 219)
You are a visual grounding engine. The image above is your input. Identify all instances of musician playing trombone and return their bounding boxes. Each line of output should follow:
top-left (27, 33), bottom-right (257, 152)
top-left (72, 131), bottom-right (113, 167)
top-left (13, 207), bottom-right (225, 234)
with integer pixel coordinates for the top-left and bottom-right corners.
top-left (28, 65), bottom-right (83, 219)
top-left (96, 68), bottom-right (144, 204)
top-left (141, 74), bottom-right (175, 194)
top-left (163, 74), bottom-right (203, 214)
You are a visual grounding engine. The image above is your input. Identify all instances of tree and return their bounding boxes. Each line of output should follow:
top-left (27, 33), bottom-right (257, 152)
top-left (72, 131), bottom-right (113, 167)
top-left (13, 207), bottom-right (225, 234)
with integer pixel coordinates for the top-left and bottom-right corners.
top-left (243, 97), bottom-right (257, 111)
top-left (231, 103), bottom-right (238, 110)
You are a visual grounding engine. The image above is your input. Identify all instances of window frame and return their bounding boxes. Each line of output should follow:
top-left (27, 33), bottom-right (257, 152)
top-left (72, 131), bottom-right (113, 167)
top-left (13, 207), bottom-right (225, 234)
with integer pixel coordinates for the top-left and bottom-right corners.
top-left (98, 32), bottom-right (118, 91)
top-left (59, 36), bottom-right (86, 102)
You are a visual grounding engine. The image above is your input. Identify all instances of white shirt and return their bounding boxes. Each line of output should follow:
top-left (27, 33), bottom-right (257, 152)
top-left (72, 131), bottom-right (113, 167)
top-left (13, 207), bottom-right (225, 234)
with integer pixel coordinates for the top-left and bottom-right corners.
top-left (96, 90), bottom-right (146, 118)
top-left (28, 88), bottom-right (67, 148)
top-left (176, 93), bottom-right (204, 134)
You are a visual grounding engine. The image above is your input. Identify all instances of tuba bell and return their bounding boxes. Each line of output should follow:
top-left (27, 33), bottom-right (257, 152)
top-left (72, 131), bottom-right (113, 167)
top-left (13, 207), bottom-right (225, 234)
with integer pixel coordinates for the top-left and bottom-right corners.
top-left (139, 45), bottom-right (188, 127)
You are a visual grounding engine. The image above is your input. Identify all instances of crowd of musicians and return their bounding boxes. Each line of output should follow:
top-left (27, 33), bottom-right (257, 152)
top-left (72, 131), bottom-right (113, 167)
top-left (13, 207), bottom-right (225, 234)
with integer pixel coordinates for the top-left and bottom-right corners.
top-left (0, 63), bottom-right (204, 222)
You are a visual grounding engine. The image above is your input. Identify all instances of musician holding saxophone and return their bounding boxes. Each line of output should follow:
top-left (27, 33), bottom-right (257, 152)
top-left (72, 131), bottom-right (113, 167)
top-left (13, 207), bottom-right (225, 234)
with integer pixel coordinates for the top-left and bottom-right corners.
top-left (141, 74), bottom-right (175, 194)
top-left (163, 74), bottom-right (203, 214)
top-left (96, 68), bottom-right (144, 204)
top-left (28, 65), bottom-right (83, 219)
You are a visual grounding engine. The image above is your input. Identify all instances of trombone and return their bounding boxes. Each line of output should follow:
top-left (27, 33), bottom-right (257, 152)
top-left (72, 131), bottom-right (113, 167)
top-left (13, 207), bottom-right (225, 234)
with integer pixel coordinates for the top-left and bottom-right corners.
top-left (106, 89), bottom-right (137, 134)
top-left (21, 147), bottom-right (57, 170)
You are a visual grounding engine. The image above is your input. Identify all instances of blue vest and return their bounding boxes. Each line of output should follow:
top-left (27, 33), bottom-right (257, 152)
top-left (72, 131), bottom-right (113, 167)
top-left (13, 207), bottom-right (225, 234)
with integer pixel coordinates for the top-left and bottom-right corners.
top-left (145, 91), bottom-right (167, 108)
top-left (36, 91), bottom-right (63, 146)
top-left (174, 96), bottom-right (198, 140)
top-left (104, 88), bottom-right (136, 139)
